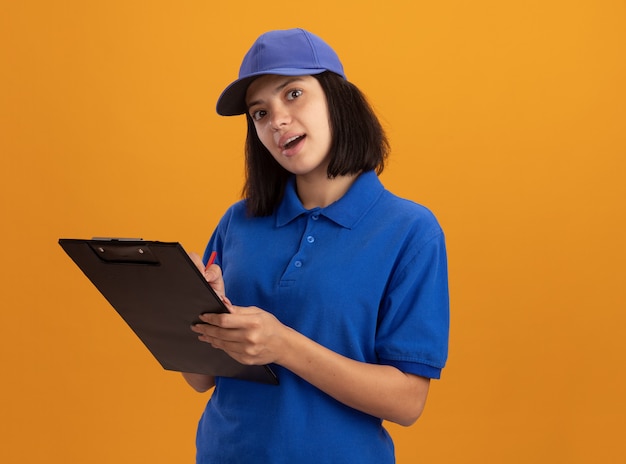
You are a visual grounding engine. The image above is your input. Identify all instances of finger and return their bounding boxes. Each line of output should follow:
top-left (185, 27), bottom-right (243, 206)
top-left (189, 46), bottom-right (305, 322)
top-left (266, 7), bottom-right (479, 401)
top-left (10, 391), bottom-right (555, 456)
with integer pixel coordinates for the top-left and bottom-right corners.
top-left (192, 322), bottom-right (245, 347)
top-left (222, 304), bottom-right (261, 315)
top-left (203, 265), bottom-right (226, 296)
top-left (198, 305), bottom-right (259, 328)
top-left (198, 312), bottom-right (239, 329)
top-left (203, 264), bottom-right (222, 282)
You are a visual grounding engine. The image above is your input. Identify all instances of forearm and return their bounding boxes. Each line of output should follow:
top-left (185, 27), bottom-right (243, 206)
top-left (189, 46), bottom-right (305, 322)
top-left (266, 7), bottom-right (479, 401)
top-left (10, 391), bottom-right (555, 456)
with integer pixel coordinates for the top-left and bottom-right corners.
top-left (277, 327), bottom-right (430, 426)
top-left (181, 372), bottom-right (215, 393)
top-left (193, 305), bottom-right (431, 423)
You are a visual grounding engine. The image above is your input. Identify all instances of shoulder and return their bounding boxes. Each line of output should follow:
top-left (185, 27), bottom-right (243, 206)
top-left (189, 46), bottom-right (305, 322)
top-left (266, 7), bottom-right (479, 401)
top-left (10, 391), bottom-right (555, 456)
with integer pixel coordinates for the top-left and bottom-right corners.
top-left (380, 190), bottom-right (440, 222)
top-left (212, 200), bottom-right (246, 234)
top-left (375, 190), bottom-right (444, 246)
top-left (216, 199), bottom-right (257, 225)
top-left (215, 199), bottom-right (277, 236)
top-left (222, 199), bottom-right (248, 219)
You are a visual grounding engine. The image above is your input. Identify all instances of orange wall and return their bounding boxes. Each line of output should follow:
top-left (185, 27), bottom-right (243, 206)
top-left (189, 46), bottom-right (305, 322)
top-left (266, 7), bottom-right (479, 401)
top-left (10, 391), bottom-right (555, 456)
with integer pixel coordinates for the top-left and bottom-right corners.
top-left (1, 1), bottom-right (625, 462)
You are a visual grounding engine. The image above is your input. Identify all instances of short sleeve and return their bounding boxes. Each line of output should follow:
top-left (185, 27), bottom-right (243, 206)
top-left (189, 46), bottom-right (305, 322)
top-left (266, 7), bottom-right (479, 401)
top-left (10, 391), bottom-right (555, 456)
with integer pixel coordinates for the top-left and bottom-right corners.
top-left (375, 230), bottom-right (450, 379)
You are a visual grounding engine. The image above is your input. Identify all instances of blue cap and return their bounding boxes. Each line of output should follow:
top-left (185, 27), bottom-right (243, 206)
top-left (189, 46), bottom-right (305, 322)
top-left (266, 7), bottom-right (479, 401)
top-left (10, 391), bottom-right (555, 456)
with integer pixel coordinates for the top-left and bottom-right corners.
top-left (216, 28), bottom-right (346, 116)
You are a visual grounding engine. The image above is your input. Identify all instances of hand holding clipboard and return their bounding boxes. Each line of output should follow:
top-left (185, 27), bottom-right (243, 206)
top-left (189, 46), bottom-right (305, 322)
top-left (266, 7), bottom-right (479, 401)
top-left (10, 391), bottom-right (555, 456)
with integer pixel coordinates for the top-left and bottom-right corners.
top-left (59, 238), bottom-right (278, 385)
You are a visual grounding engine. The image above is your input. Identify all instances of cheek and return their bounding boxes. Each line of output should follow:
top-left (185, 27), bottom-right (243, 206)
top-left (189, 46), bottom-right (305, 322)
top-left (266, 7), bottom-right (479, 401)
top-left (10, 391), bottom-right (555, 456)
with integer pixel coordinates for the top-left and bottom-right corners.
top-left (254, 124), bottom-right (274, 151)
top-left (312, 102), bottom-right (332, 142)
top-left (314, 116), bottom-right (333, 149)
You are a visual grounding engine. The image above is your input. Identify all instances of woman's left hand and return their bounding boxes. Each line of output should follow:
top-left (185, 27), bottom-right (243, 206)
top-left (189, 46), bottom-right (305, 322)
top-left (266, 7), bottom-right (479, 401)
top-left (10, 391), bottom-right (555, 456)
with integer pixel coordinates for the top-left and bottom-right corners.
top-left (191, 302), bottom-right (290, 366)
top-left (192, 302), bottom-right (430, 426)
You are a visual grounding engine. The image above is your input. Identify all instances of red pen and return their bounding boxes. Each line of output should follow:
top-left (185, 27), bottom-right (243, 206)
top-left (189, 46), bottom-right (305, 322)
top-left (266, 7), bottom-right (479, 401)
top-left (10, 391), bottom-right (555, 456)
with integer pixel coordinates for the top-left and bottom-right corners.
top-left (205, 251), bottom-right (217, 272)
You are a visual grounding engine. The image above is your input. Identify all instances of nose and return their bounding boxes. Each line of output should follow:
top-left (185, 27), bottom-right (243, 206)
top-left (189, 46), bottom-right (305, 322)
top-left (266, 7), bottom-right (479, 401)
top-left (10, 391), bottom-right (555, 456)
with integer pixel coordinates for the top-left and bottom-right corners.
top-left (269, 104), bottom-right (290, 130)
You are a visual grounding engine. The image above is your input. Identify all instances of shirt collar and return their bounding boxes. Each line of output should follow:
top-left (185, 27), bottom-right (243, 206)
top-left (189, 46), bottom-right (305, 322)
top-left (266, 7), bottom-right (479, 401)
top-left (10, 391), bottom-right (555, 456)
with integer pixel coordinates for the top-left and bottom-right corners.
top-left (276, 170), bottom-right (385, 229)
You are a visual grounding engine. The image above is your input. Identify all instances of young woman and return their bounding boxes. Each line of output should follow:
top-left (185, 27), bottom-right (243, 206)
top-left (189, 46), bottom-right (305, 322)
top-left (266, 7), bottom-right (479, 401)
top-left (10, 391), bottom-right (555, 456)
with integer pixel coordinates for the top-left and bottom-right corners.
top-left (183, 28), bottom-right (449, 463)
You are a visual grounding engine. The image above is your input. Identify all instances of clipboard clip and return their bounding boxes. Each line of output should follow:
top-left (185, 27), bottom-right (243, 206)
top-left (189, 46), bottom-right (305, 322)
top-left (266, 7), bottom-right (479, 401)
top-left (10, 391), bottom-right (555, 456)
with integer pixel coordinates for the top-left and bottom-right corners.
top-left (88, 239), bottom-right (159, 265)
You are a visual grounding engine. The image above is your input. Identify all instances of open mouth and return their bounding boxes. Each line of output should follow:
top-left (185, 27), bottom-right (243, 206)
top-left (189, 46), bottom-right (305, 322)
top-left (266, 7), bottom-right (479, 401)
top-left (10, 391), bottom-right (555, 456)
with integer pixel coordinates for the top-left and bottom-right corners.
top-left (282, 135), bottom-right (305, 150)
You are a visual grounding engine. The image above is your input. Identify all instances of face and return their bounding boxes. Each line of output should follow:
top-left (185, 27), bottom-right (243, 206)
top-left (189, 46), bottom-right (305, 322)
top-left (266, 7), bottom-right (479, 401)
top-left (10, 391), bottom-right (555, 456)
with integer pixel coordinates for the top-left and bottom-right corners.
top-left (245, 74), bottom-right (332, 179)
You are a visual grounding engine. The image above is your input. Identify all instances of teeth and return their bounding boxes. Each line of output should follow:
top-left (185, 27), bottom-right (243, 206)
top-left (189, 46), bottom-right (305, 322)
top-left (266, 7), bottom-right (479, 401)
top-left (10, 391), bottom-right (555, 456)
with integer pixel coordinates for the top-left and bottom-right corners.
top-left (283, 135), bottom-right (302, 148)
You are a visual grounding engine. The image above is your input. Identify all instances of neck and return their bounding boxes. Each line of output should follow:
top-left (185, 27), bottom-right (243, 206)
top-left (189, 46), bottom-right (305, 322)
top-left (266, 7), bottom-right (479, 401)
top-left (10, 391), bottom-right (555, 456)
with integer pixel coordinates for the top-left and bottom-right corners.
top-left (296, 172), bottom-right (359, 209)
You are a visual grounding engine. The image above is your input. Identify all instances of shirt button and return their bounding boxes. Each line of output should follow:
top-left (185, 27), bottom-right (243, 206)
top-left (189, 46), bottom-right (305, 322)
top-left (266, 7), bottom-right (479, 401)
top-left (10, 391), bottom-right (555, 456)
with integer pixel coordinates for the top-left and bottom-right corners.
top-left (311, 214), bottom-right (319, 221)
top-left (294, 260), bottom-right (302, 268)
top-left (307, 235), bottom-right (315, 243)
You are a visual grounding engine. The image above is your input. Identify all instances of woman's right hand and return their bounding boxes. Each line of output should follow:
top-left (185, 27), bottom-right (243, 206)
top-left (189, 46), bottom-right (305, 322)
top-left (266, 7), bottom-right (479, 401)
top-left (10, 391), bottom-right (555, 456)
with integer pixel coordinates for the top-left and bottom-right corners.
top-left (188, 251), bottom-right (226, 298)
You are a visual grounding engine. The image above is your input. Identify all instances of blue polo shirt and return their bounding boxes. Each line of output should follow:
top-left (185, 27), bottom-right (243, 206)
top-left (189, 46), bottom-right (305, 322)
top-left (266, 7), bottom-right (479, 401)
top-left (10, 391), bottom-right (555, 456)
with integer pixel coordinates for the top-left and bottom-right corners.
top-left (196, 170), bottom-right (449, 464)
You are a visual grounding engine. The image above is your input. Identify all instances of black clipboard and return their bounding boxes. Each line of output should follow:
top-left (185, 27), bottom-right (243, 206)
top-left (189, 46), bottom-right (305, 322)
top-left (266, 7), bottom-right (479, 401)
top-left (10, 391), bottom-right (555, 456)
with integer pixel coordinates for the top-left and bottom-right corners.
top-left (59, 238), bottom-right (278, 385)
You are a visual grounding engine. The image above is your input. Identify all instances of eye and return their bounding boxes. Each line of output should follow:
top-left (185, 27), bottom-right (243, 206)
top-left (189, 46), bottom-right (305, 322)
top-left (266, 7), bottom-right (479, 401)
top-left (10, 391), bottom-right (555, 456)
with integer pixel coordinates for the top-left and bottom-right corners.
top-left (251, 109), bottom-right (266, 121)
top-left (286, 89), bottom-right (303, 100)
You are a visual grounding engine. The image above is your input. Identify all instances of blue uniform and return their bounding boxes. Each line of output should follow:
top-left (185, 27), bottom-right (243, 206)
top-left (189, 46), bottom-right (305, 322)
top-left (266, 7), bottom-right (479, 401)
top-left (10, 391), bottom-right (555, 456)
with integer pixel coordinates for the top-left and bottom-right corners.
top-left (196, 170), bottom-right (449, 463)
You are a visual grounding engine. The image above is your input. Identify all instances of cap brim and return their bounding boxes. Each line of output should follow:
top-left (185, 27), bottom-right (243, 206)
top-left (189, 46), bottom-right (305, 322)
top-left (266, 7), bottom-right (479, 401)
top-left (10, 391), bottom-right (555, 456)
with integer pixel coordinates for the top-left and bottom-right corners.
top-left (216, 68), bottom-right (328, 116)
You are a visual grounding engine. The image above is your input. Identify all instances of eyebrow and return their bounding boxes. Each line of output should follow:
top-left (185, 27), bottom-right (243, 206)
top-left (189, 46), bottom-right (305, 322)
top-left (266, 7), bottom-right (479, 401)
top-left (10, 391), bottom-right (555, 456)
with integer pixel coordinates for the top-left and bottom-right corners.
top-left (246, 77), bottom-right (305, 110)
